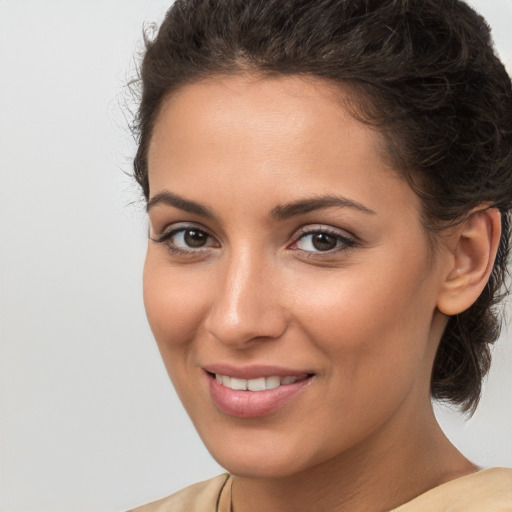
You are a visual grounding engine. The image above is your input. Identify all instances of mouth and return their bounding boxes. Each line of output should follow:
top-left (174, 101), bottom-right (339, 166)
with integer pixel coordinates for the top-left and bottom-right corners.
top-left (209, 372), bottom-right (311, 391)
top-left (204, 368), bottom-right (314, 418)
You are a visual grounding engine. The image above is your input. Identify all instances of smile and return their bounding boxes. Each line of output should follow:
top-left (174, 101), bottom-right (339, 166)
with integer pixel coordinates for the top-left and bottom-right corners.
top-left (214, 373), bottom-right (310, 391)
top-left (206, 370), bottom-right (314, 418)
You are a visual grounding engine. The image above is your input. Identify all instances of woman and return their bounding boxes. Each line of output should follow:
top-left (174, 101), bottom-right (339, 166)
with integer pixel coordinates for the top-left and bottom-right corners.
top-left (130, 0), bottom-right (512, 510)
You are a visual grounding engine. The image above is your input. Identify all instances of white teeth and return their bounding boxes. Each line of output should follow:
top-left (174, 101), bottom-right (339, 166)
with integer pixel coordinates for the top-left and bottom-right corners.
top-left (265, 376), bottom-right (281, 389)
top-left (230, 377), bottom-right (247, 390)
top-left (215, 374), bottom-right (306, 391)
top-left (247, 377), bottom-right (266, 391)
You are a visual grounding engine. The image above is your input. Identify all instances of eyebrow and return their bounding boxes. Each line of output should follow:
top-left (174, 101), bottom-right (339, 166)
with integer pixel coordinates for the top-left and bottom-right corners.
top-left (270, 195), bottom-right (376, 220)
top-left (147, 190), bottom-right (375, 220)
top-left (147, 191), bottom-right (214, 218)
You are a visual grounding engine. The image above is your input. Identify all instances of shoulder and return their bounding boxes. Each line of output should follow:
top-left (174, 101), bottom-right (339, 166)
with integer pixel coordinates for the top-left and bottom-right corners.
top-left (128, 474), bottom-right (231, 512)
top-left (392, 467), bottom-right (512, 512)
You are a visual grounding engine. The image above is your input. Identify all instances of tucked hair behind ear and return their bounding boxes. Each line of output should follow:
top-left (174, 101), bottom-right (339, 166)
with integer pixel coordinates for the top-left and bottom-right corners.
top-left (133, 0), bottom-right (512, 413)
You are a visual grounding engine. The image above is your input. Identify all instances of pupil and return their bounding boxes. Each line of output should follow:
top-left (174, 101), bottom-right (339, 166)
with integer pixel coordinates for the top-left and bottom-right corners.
top-left (184, 230), bottom-right (207, 247)
top-left (312, 233), bottom-right (337, 251)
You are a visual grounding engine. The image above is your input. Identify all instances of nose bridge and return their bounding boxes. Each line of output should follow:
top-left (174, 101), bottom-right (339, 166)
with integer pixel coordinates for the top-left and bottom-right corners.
top-left (205, 244), bottom-right (286, 346)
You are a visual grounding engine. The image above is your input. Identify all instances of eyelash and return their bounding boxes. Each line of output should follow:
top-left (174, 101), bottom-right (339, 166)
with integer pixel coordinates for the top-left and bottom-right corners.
top-left (151, 224), bottom-right (357, 257)
top-left (289, 226), bottom-right (357, 257)
top-left (151, 225), bottom-right (218, 256)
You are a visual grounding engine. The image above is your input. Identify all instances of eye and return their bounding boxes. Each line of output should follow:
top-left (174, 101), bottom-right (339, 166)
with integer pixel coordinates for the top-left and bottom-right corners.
top-left (151, 225), bottom-right (219, 253)
top-left (173, 228), bottom-right (210, 248)
top-left (291, 227), bottom-right (356, 254)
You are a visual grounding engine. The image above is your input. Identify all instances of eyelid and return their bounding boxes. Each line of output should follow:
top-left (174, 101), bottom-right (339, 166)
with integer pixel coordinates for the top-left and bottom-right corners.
top-left (292, 224), bottom-right (356, 241)
top-left (151, 221), bottom-right (213, 241)
top-left (150, 222), bottom-right (220, 253)
top-left (289, 224), bottom-right (357, 253)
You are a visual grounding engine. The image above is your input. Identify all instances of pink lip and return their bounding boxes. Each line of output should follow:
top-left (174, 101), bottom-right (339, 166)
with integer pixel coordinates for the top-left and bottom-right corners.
top-left (204, 366), bottom-right (313, 419)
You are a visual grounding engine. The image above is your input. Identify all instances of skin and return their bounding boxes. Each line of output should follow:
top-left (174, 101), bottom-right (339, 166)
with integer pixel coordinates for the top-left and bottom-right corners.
top-left (143, 75), bottom-right (498, 512)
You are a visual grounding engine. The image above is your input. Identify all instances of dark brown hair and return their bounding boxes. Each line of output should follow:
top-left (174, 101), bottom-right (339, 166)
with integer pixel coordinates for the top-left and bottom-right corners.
top-left (133, 0), bottom-right (512, 413)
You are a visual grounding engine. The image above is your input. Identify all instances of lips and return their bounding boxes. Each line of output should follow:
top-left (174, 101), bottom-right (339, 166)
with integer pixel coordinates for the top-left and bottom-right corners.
top-left (204, 366), bottom-right (314, 418)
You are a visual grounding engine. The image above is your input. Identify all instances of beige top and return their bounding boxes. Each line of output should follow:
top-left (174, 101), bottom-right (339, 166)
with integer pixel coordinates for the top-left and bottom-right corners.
top-left (130, 467), bottom-right (512, 512)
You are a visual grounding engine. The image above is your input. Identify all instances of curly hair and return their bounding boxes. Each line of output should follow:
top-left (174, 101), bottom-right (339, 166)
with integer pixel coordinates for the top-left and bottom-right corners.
top-left (133, 0), bottom-right (512, 413)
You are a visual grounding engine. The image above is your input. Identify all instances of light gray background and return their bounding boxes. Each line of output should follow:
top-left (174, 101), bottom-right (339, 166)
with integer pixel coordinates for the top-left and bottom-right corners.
top-left (0, 1), bottom-right (511, 511)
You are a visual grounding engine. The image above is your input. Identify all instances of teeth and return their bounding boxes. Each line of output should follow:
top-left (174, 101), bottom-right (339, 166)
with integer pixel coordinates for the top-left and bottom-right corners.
top-left (265, 376), bottom-right (281, 389)
top-left (230, 377), bottom-right (247, 390)
top-left (247, 377), bottom-right (266, 391)
top-left (215, 374), bottom-right (303, 391)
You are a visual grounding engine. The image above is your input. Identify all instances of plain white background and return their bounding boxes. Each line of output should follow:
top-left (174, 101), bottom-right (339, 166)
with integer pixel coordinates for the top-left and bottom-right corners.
top-left (0, 1), bottom-right (511, 511)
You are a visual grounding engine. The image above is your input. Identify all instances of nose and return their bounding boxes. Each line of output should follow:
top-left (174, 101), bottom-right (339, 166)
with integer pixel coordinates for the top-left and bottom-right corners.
top-left (203, 249), bottom-right (288, 348)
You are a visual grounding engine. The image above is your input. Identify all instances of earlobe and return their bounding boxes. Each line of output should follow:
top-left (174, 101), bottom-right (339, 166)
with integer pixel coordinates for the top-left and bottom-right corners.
top-left (437, 207), bottom-right (501, 316)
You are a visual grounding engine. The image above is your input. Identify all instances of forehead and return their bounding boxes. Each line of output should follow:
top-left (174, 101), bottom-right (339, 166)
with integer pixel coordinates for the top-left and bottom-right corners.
top-left (149, 74), bottom-right (378, 159)
top-left (147, 74), bottom-right (418, 222)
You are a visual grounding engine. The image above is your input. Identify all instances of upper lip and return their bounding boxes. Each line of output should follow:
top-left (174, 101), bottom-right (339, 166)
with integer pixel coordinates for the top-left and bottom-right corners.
top-left (203, 364), bottom-right (314, 380)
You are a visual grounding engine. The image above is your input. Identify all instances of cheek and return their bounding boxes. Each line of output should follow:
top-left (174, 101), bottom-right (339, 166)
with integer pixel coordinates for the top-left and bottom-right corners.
top-left (290, 255), bottom-right (437, 379)
top-left (143, 250), bottom-right (207, 350)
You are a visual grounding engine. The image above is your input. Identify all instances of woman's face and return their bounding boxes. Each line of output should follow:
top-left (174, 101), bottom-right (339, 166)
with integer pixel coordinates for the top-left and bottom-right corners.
top-left (144, 75), bottom-right (451, 478)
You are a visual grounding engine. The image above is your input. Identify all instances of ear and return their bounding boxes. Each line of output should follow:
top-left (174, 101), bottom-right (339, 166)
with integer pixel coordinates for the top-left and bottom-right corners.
top-left (437, 207), bottom-right (501, 316)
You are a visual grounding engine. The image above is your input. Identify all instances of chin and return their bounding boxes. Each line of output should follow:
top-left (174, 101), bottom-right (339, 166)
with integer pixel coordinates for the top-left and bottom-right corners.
top-left (202, 434), bottom-right (323, 479)
top-left (219, 455), bottom-right (308, 479)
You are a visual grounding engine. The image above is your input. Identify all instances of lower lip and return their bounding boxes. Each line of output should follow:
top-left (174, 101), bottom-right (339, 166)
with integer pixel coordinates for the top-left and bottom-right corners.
top-left (207, 373), bottom-right (312, 419)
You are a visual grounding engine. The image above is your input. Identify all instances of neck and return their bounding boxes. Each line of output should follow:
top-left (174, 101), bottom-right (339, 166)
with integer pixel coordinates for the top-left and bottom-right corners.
top-left (231, 403), bottom-right (477, 512)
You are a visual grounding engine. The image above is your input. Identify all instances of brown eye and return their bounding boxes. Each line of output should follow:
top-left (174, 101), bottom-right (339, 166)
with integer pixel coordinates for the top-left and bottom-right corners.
top-left (292, 228), bottom-right (356, 254)
top-left (153, 226), bottom-right (217, 253)
top-left (184, 229), bottom-right (208, 248)
top-left (311, 233), bottom-right (337, 251)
